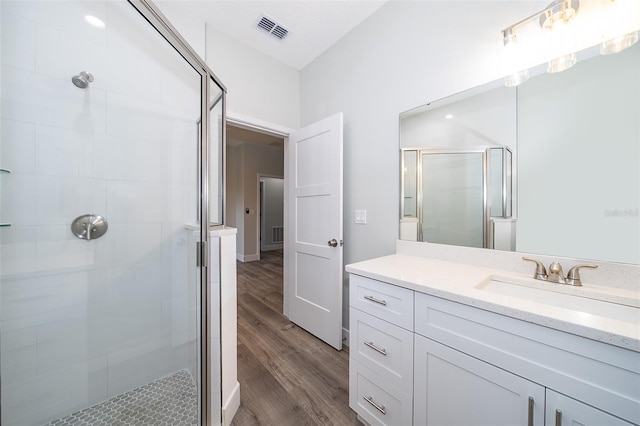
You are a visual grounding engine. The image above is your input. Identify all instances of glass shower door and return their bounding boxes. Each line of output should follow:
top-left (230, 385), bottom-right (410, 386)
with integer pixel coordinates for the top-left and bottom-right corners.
top-left (0, 1), bottom-right (218, 425)
top-left (421, 152), bottom-right (485, 248)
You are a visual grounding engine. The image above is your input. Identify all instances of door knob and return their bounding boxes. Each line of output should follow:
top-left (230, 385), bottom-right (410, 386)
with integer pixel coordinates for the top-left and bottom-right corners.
top-left (328, 238), bottom-right (338, 247)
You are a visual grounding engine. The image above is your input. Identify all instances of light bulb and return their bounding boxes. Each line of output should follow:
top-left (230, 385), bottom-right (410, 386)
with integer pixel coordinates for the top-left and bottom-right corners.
top-left (547, 53), bottom-right (576, 73)
top-left (600, 31), bottom-right (638, 55)
top-left (504, 69), bottom-right (530, 87)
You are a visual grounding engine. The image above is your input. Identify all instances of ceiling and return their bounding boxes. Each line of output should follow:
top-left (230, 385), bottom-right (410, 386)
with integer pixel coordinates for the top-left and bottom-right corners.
top-left (159, 0), bottom-right (388, 70)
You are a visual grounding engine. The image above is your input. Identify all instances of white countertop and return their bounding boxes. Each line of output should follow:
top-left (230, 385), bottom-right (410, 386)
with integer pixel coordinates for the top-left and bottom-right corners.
top-left (346, 254), bottom-right (640, 352)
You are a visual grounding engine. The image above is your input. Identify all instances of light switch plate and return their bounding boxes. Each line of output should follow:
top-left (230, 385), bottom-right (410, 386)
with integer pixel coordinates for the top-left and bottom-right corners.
top-left (355, 209), bottom-right (367, 224)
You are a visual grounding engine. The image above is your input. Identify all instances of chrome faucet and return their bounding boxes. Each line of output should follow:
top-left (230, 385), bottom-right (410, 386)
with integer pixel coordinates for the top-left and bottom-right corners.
top-left (522, 257), bottom-right (598, 286)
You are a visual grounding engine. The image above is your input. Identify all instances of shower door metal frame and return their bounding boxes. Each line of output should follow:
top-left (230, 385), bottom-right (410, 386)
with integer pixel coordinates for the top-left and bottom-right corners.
top-left (126, 2), bottom-right (227, 425)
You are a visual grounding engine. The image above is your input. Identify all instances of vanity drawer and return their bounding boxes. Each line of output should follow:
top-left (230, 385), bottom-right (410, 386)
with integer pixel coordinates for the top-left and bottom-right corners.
top-left (349, 358), bottom-right (412, 426)
top-left (350, 308), bottom-right (414, 393)
top-left (350, 274), bottom-right (414, 331)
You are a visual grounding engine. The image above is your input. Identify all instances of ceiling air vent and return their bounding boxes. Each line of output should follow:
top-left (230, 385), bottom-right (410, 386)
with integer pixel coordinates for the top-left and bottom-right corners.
top-left (256, 14), bottom-right (289, 41)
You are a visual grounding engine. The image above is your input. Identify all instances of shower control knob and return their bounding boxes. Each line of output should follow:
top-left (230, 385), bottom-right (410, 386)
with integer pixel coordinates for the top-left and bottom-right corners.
top-left (71, 214), bottom-right (108, 241)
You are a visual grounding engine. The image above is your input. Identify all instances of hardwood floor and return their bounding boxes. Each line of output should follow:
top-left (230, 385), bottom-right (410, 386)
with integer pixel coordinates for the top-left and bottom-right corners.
top-left (231, 250), bottom-right (360, 426)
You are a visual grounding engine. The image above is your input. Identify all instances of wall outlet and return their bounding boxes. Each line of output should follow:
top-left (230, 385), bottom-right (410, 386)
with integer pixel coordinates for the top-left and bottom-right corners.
top-left (355, 209), bottom-right (367, 224)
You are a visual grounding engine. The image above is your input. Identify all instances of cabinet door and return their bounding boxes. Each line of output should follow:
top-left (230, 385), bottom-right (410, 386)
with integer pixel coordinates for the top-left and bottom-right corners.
top-left (546, 390), bottom-right (637, 426)
top-left (414, 335), bottom-right (545, 426)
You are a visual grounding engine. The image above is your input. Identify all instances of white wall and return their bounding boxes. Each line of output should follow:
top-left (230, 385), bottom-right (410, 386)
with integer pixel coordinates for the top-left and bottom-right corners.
top-left (226, 144), bottom-right (240, 230)
top-left (301, 1), bottom-right (640, 331)
top-left (1, 2), bottom-right (202, 424)
top-left (226, 143), bottom-right (284, 261)
top-left (301, 1), bottom-right (540, 265)
top-left (205, 25), bottom-right (300, 129)
top-left (300, 1), bottom-right (555, 332)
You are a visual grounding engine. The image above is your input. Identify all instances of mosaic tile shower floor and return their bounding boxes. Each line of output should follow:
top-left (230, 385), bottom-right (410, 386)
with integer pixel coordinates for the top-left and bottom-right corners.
top-left (44, 370), bottom-right (198, 426)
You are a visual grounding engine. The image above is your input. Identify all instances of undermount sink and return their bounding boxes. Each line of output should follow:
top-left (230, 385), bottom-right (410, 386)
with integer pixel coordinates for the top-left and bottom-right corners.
top-left (476, 275), bottom-right (640, 325)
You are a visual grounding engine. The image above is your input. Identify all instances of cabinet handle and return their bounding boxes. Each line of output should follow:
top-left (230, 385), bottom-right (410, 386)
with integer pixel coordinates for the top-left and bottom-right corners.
top-left (555, 409), bottom-right (562, 426)
top-left (528, 397), bottom-right (534, 426)
top-left (364, 295), bottom-right (387, 306)
top-left (364, 341), bottom-right (387, 356)
top-left (363, 395), bottom-right (386, 415)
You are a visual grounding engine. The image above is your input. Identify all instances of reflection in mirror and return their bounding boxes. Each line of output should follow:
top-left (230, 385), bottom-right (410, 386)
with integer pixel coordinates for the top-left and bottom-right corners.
top-left (399, 43), bottom-right (639, 265)
top-left (401, 146), bottom-right (513, 250)
top-left (422, 150), bottom-right (485, 248)
top-left (402, 150), bottom-right (418, 218)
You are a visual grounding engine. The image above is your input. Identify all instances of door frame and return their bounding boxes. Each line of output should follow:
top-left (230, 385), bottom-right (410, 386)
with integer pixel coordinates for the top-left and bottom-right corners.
top-left (256, 174), bottom-right (285, 258)
top-left (227, 112), bottom-right (293, 317)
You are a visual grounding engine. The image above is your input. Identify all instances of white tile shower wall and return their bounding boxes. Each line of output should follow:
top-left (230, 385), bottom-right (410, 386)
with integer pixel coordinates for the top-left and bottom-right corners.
top-left (1, 1), bottom-right (202, 425)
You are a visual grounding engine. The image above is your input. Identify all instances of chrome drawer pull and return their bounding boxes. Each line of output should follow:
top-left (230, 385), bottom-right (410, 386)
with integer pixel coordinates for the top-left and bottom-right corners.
top-left (364, 295), bottom-right (387, 306)
top-left (364, 341), bottom-right (387, 356)
top-left (528, 397), bottom-right (534, 426)
top-left (555, 409), bottom-right (562, 426)
top-left (363, 395), bottom-right (386, 415)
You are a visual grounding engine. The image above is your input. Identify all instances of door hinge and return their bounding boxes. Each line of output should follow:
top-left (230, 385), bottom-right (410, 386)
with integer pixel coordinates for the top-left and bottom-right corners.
top-left (196, 241), bottom-right (208, 268)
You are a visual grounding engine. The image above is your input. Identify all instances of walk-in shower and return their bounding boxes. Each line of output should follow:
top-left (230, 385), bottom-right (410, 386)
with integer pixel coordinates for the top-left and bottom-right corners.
top-left (0, 1), bottom-right (225, 425)
top-left (71, 71), bottom-right (94, 89)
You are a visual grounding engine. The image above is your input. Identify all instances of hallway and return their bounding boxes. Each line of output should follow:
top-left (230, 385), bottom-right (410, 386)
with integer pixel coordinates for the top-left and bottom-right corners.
top-left (231, 251), bottom-right (359, 425)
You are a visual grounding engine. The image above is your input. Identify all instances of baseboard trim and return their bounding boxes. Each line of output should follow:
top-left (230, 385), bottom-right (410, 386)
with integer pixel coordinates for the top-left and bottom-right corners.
top-left (236, 253), bottom-right (260, 262)
top-left (342, 327), bottom-right (350, 347)
top-left (222, 381), bottom-right (240, 426)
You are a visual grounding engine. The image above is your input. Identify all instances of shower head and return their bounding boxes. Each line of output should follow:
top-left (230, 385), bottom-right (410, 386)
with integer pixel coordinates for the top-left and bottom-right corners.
top-left (72, 71), bottom-right (94, 89)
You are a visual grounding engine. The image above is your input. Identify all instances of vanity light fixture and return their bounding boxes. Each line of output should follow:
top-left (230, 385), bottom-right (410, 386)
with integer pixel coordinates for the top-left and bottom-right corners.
top-left (501, 0), bottom-right (581, 84)
top-left (504, 69), bottom-right (530, 87)
top-left (538, 0), bottom-right (580, 31)
top-left (502, 27), bottom-right (517, 47)
top-left (547, 52), bottom-right (576, 73)
top-left (501, 0), bottom-right (581, 48)
top-left (600, 31), bottom-right (638, 55)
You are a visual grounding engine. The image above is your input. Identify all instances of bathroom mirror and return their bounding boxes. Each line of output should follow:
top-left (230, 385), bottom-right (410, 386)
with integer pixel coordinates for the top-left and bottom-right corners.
top-left (399, 43), bottom-right (639, 265)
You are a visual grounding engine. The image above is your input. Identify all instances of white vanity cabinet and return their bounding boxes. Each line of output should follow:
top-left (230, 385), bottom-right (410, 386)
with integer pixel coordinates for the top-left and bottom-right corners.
top-left (347, 271), bottom-right (640, 426)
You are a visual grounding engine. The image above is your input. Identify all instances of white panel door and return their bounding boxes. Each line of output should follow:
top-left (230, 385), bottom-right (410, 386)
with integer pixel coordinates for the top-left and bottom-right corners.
top-left (285, 113), bottom-right (343, 350)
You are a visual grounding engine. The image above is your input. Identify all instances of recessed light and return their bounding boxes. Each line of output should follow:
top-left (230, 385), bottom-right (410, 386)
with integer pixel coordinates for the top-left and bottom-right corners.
top-left (445, 114), bottom-right (454, 120)
top-left (85, 15), bottom-right (105, 29)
